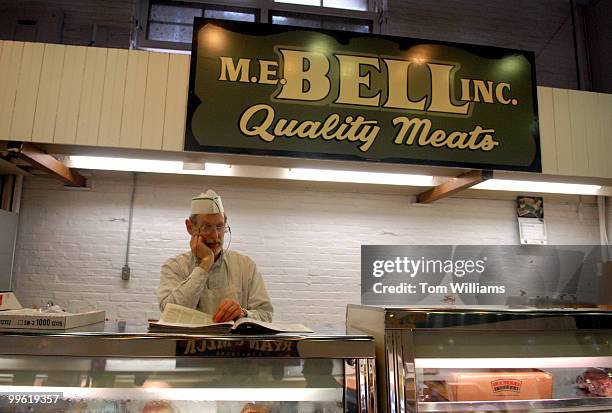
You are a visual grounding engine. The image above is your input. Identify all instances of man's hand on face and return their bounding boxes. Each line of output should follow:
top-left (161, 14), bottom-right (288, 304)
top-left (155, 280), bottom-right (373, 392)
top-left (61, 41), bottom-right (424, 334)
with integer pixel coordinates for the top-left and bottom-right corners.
top-left (213, 298), bottom-right (245, 323)
top-left (190, 234), bottom-right (215, 271)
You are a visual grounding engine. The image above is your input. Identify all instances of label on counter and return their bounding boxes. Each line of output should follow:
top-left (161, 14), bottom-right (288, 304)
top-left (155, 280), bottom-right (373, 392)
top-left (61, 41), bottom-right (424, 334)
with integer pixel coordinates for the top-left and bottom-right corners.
top-left (176, 338), bottom-right (299, 357)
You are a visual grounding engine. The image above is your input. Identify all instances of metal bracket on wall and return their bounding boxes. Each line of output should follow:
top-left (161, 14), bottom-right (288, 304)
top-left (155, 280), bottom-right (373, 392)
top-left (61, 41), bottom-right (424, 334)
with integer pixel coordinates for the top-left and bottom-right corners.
top-left (416, 169), bottom-right (493, 204)
top-left (4, 142), bottom-right (86, 188)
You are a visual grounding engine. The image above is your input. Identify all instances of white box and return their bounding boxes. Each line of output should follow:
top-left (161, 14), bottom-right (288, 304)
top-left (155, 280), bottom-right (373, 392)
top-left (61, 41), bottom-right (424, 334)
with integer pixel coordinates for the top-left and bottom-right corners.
top-left (0, 309), bottom-right (105, 330)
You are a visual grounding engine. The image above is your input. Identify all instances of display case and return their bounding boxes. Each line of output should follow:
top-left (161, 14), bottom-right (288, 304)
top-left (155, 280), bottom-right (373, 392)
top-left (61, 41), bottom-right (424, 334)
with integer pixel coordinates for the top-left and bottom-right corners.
top-left (0, 326), bottom-right (377, 413)
top-left (347, 305), bottom-right (612, 413)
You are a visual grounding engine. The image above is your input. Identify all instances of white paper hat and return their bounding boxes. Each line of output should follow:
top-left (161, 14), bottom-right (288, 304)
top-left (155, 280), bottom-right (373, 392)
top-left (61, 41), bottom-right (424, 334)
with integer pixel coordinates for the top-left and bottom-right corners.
top-left (191, 190), bottom-right (224, 215)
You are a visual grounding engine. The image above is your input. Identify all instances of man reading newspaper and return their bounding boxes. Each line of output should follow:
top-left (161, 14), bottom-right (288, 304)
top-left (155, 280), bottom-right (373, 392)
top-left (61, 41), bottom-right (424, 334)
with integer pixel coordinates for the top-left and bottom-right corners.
top-left (157, 190), bottom-right (273, 322)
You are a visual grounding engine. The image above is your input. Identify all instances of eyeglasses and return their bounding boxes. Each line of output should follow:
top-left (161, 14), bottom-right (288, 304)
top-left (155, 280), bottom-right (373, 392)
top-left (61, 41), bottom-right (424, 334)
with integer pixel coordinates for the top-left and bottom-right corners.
top-left (195, 224), bottom-right (229, 234)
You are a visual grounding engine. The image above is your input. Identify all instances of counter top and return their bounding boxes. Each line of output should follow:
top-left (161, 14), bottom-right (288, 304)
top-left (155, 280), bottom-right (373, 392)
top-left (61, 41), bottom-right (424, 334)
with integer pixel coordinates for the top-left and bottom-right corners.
top-left (0, 322), bottom-right (375, 359)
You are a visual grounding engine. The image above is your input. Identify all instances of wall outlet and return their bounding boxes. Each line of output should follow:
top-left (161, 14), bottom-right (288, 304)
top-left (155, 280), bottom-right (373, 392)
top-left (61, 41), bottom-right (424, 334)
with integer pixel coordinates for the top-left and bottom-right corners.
top-left (121, 265), bottom-right (130, 280)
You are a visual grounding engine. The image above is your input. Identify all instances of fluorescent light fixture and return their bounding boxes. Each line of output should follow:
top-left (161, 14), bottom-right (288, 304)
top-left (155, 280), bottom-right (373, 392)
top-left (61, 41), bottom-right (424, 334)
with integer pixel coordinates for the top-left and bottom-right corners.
top-left (68, 156), bottom-right (232, 177)
top-left (416, 356), bottom-right (612, 369)
top-left (287, 168), bottom-right (434, 186)
top-left (66, 157), bottom-right (605, 195)
top-left (473, 179), bottom-right (602, 195)
top-left (105, 359), bottom-right (178, 372)
top-left (205, 163), bottom-right (232, 174)
top-left (68, 156), bottom-right (187, 173)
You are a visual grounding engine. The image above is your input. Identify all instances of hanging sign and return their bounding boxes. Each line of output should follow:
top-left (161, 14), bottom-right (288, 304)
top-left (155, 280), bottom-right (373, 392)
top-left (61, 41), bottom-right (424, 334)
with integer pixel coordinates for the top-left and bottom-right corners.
top-left (186, 19), bottom-right (540, 172)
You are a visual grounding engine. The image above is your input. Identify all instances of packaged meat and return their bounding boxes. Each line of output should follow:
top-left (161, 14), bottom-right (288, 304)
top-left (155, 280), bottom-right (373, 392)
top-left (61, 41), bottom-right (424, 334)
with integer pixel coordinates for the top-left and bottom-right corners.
top-left (576, 368), bottom-right (612, 397)
top-left (425, 369), bottom-right (553, 402)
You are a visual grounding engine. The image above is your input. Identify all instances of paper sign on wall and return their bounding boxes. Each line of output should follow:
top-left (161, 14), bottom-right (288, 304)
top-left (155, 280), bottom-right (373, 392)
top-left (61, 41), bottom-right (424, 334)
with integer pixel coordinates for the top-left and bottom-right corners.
top-left (517, 196), bottom-right (547, 245)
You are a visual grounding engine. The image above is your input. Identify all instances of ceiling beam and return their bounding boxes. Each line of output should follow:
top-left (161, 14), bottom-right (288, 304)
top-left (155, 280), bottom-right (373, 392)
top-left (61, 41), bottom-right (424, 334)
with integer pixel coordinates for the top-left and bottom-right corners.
top-left (13, 142), bottom-right (86, 187)
top-left (416, 169), bottom-right (492, 204)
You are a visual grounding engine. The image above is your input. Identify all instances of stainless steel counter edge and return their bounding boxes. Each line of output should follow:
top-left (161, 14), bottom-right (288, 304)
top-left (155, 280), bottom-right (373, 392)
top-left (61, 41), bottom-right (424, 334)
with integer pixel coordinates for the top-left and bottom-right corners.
top-left (347, 304), bottom-right (612, 330)
top-left (0, 332), bottom-right (376, 358)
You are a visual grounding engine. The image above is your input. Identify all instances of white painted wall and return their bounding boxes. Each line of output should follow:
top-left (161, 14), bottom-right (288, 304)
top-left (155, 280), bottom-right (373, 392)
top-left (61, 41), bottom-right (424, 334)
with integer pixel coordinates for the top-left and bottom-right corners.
top-left (608, 197), bottom-right (612, 244)
top-left (12, 172), bottom-right (603, 331)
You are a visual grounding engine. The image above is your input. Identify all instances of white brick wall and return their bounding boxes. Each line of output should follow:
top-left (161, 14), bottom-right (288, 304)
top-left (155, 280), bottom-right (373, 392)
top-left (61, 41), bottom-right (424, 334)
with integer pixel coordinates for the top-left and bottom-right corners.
top-left (608, 197), bottom-right (612, 243)
top-left (12, 172), bottom-right (604, 332)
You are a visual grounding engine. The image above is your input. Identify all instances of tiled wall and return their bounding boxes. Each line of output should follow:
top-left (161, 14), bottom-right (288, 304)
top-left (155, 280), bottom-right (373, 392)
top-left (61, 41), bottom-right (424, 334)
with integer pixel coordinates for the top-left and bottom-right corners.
top-left (12, 172), bottom-right (603, 331)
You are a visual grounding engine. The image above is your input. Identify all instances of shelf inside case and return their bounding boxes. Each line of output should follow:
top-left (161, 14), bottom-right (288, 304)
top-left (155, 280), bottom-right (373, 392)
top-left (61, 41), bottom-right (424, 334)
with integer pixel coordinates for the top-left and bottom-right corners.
top-left (415, 358), bottom-right (612, 407)
top-left (415, 357), bottom-right (612, 369)
top-left (419, 397), bottom-right (612, 413)
top-left (0, 385), bottom-right (344, 402)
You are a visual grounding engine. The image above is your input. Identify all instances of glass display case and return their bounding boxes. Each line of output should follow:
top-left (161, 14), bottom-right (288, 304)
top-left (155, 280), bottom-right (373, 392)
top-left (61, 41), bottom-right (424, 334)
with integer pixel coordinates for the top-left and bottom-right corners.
top-left (0, 326), bottom-right (377, 413)
top-left (346, 305), bottom-right (612, 412)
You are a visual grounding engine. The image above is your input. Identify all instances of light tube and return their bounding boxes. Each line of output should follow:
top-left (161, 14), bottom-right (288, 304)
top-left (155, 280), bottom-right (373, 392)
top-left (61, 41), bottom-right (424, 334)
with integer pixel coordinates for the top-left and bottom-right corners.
top-left (415, 356), bottom-right (612, 369)
top-left (67, 156), bottom-right (232, 176)
top-left (287, 168), bottom-right (434, 186)
top-left (68, 156), bottom-right (188, 173)
top-left (473, 179), bottom-right (602, 195)
top-left (0, 385), bottom-right (342, 402)
top-left (66, 156), bottom-right (607, 195)
top-left (205, 163), bottom-right (232, 174)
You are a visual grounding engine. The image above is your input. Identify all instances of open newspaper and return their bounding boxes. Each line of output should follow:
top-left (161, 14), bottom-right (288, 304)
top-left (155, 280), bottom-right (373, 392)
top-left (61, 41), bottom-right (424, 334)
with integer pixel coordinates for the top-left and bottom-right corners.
top-left (148, 303), bottom-right (312, 334)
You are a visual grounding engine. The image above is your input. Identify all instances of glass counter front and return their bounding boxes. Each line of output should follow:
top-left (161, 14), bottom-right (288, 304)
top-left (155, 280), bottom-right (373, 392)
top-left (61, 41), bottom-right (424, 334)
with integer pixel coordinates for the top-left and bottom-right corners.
top-left (347, 305), bottom-right (612, 413)
top-left (0, 327), bottom-right (377, 413)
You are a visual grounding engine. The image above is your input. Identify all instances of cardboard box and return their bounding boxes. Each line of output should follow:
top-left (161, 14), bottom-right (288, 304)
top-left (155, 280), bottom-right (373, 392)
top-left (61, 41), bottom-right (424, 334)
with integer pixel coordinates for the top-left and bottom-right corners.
top-left (430, 369), bottom-right (553, 401)
top-left (0, 309), bottom-right (105, 330)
